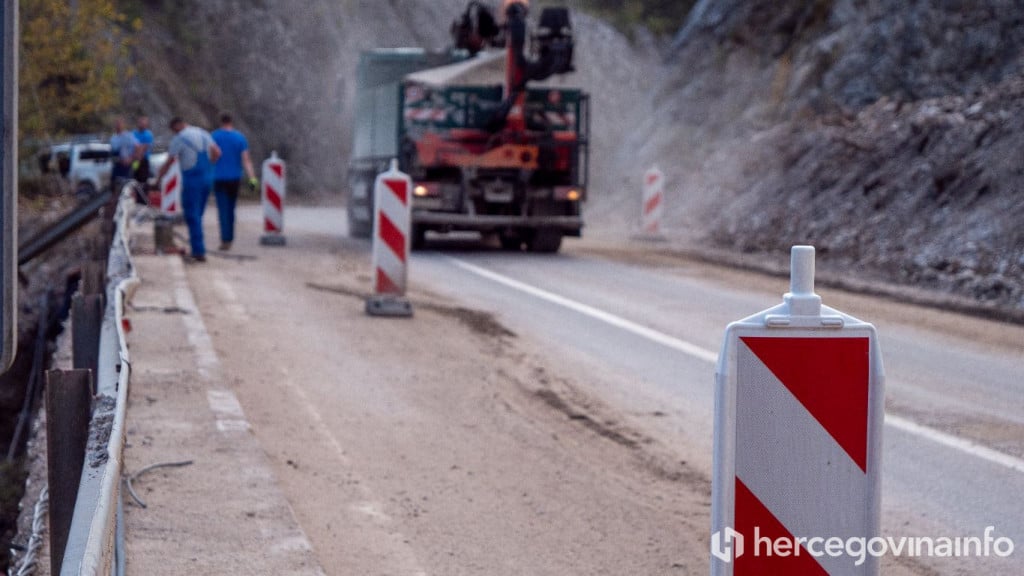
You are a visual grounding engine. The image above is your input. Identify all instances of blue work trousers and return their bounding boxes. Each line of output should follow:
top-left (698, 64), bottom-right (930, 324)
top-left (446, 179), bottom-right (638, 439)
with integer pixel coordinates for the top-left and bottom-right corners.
top-left (181, 176), bottom-right (211, 257)
top-left (214, 180), bottom-right (240, 244)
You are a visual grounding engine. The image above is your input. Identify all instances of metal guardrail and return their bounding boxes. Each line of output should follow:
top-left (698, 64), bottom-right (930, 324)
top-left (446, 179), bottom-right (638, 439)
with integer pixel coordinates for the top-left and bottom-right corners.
top-left (58, 184), bottom-right (139, 575)
top-left (17, 189), bottom-right (114, 266)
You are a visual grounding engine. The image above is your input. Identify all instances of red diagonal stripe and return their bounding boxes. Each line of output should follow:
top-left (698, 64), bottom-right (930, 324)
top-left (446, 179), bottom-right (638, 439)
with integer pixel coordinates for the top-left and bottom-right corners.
top-left (378, 213), bottom-right (406, 262)
top-left (644, 192), bottom-right (661, 216)
top-left (271, 163), bottom-right (284, 179)
top-left (385, 178), bottom-right (408, 205)
top-left (164, 175), bottom-right (178, 194)
top-left (646, 173), bottom-right (659, 186)
top-left (376, 268), bottom-right (400, 295)
top-left (735, 478), bottom-right (828, 575)
top-left (741, 337), bottom-right (870, 472)
top-left (266, 185), bottom-right (282, 212)
top-left (265, 218), bottom-right (280, 232)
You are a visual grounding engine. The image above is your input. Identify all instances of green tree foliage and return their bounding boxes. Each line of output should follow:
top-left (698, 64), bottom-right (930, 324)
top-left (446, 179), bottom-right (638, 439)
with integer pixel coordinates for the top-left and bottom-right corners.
top-left (19, 0), bottom-right (139, 138)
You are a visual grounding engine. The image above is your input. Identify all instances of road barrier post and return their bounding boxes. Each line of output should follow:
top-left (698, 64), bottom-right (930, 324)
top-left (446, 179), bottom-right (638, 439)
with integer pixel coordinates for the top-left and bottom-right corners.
top-left (159, 156), bottom-right (181, 216)
top-left (260, 151), bottom-right (287, 246)
top-left (711, 245), bottom-right (885, 575)
top-left (366, 159), bottom-right (413, 317)
top-left (71, 293), bottom-right (103, 392)
top-left (0, 0), bottom-right (17, 373)
top-left (641, 166), bottom-right (665, 238)
top-left (45, 368), bottom-right (93, 573)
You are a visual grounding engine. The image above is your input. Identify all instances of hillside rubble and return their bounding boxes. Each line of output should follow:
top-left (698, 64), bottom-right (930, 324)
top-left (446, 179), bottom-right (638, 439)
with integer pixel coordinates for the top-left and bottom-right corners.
top-left (715, 75), bottom-right (1024, 311)
top-left (616, 0), bottom-right (1024, 314)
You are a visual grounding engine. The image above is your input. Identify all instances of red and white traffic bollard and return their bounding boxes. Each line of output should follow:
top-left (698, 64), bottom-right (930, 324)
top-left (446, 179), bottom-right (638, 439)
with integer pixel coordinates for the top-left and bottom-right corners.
top-left (365, 159), bottom-right (413, 317)
top-left (641, 166), bottom-right (665, 237)
top-left (712, 246), bottom-right (885, 575)
top-left (159, 156), bottom-right (182, 216)
top-left (260, 151), bottom-right (287, 246)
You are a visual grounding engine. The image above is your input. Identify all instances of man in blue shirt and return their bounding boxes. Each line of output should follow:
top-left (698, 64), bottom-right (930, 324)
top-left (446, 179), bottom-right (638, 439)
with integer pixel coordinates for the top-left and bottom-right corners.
top-left (132, 115), bottom-right (155, 182)
top-left (157, 117), bottom-right (222, 262)
top-left (211, 113), bottom-right (258, 251)
top-left (109, 118), bottom-right (142, 188)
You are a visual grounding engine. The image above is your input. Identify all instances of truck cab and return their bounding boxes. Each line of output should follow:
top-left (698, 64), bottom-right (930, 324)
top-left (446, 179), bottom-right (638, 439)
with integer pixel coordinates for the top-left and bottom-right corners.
top-left (346, 6), bottom-right (588, 253)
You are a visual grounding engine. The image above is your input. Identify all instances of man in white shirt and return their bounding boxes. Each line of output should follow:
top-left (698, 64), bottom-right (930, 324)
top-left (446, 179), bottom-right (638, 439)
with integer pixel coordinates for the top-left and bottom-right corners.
top-left (157, 117), bottom-right (222, 262)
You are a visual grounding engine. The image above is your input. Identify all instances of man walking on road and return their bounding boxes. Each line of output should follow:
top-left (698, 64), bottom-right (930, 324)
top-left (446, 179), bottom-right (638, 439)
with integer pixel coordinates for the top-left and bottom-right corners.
top-left (158, 117), bottom-right (221, 262)
top-left (211, 113), bottom-right (258, 251)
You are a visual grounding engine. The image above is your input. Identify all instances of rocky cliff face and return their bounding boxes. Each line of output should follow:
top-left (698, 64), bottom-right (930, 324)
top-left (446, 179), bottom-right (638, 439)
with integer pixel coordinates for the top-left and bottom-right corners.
top-left (621, 0), bottom-right (1024, 312)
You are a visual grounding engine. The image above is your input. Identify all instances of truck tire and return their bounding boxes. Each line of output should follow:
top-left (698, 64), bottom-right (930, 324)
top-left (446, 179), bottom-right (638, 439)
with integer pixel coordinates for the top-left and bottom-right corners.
top-left (526, 229), bottom-right (562, 253)
top-left (411, 225), bottom-right (427, 250)
top-left (499, 231), bottom-right (524, 251)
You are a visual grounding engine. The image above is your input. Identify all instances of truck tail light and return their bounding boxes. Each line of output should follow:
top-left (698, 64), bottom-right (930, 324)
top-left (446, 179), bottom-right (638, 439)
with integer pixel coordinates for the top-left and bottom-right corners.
top-left (555, 186), bottom-right (582, 201)
top-left (413, 182), bottom-right (441, 197)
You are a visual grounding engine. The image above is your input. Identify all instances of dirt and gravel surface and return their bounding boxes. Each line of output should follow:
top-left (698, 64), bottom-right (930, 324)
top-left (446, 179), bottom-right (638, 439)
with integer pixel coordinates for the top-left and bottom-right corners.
top-left (180, 216), bottom-right (712, 575)
top-left (118, 203), bottom-right (943, 575)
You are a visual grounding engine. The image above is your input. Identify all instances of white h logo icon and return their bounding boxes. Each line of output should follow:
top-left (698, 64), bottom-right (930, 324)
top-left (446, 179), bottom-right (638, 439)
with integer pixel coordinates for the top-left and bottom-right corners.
top-left (712, 527), bottom-right (744, 563)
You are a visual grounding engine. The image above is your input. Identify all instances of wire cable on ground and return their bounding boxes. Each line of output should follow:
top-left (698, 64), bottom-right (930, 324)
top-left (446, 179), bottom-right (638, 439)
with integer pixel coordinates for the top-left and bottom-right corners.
top-left (122, 460), bottom-right (194, 509)
top-left (8, 485), bottom-right (48, 576)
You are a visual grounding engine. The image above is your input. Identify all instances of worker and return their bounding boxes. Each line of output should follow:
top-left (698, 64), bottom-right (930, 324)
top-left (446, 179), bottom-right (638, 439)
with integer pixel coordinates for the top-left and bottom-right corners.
top-left (109, 117), bottom-right (143, 190)
top-left (132, 115), bottom-right (155, 183)
top-left (211, 113), bottom-right (258, 251)
top-left (157, 117), bottom-right (221, 262)
top-left (502, 0), bottom-right (528, 13)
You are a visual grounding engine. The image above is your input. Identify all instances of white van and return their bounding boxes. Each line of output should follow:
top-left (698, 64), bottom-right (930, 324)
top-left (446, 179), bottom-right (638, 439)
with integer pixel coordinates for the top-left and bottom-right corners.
top-left (39, 141), bottom-right (113, 195)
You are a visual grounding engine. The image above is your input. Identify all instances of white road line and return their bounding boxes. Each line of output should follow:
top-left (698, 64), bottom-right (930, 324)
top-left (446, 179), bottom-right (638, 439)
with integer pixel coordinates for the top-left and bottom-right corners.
top-left (448, 256), bottom-right (1024, 475)
top-left (447, 257), bottom-right (720, 364)
top-left (886, 414), bottom-right (1024, 473)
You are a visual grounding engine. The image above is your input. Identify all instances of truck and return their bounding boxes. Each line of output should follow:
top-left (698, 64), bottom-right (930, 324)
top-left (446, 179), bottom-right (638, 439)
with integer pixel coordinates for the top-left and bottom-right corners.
top-left (346, 2), bottom-right (588, 253)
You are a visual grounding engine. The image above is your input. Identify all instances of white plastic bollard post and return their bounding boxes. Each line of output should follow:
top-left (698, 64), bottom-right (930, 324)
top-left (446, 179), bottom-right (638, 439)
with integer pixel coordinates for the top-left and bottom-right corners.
top-left (711, 245), bottom-right (885, 575)
top-left (365, 159), bottom-right (413, 317)
top-left (260, 151), bottom-right (287, 246)
top-left (641, 166), bottom-right (665, 237)
top-left (159, 156), bottom-right (182, 216)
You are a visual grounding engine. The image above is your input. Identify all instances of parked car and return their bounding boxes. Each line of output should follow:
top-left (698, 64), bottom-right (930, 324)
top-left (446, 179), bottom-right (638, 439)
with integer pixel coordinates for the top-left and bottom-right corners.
top-left (38, 141), bottom-right (113, 195)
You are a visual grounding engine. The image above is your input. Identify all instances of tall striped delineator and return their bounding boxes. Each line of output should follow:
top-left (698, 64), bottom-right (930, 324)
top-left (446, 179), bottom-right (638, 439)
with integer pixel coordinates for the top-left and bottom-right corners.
top-left (159, 156), bottom-right (182, 215)
top-left (365, 159), bottom-right (413, 317)
top-left (641, 166), bottom-right (665, 237)
top-left (712, 246), bottom-right (885, 575)
top-left (260, 151), bottom-right (287, 246)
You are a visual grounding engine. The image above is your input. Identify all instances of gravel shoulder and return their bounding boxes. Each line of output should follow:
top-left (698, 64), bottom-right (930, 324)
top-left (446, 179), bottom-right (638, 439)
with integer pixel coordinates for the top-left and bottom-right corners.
top-left (182, 214), bottom-right (712, 574)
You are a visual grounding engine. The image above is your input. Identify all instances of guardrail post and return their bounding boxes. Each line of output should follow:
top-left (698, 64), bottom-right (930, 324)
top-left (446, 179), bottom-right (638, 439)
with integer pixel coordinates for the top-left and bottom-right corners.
top-left (154, 216), bottom-right (175, 253)
top-left (46, 368), bottom-right (93, 573)
top-left (72, 293), bottom-right (103, 393)
top-left (81, 261), bottom-right (106, 300)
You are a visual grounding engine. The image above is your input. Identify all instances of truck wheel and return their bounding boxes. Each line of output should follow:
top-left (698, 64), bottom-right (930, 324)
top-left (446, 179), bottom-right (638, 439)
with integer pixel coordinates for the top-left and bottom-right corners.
top-left (499, 232), bottom-right (523, 251)
top-left (411, 226), bottom-right (427, 250)
top-left (526, 229), bottom-right (562, 253)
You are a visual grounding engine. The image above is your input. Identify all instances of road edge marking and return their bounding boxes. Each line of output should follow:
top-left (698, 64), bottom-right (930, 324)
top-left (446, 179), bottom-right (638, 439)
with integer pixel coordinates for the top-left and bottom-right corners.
top-left (447, 256), bottom-right (719, 364)
top-left (447, 256), bottom-right (1024, 475)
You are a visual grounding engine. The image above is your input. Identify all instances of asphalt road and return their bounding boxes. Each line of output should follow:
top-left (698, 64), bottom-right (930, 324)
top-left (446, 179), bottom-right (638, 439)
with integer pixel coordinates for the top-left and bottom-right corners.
top-left (226, 205), bottom-right (1024, 574)
top-left (409, 239), bottom-right (1024, 575)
